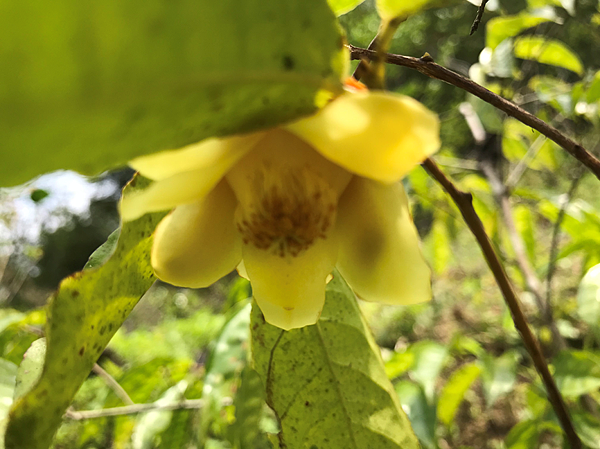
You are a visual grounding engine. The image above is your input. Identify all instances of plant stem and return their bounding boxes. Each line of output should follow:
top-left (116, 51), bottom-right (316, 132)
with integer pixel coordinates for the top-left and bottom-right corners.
top-left (422, 158), bottom-right (582, 449)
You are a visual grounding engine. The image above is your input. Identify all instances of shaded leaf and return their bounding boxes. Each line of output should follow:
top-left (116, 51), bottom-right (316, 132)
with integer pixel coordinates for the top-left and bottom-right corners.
top-left (0, 0), bottom-right (344, 186)
top-left (571, 411), bottom-right (600, 448)
top-left (437, 362), bottom-right (481, 426)
top-left (251, 273), bottom-right (419, 449)
top-left (5, 175), bottom-right (166, 449)
top-left (394, 381), bottom-right (436, 449)
top-left (84, 228), bottom-right (121, 270)
top-left (586, 71), bottom-right (600, 103)
top-left (505, 420), bottom-right (543, 449)
top-left (12, 339), bottom-right (45, 401)
top-left (514, 36), bottom-right (583, 75)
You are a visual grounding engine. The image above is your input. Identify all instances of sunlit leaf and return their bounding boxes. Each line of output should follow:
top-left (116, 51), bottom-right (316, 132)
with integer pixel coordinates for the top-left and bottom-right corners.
top-left (577, 263), bottom-right (600, 329)
top-left (505, 420), bottom-right (543, 449)
top-left (385, 352), bottom-right (415, 380)
top-left (437, 363), bottom-right (481, 426)
top-left (12, 339), bottom-right (45, 401)
top-left (514, 37), bottom-right (584, 75)
top-left (327, 0), bottom-right (366, 16)
top-left (5, 176), bottom-right (166, 449)
top-left (0, 0), bottom-right (345, 187)
top-left (252, 273), bottom-right (420, 449)
top-left (376, 0), bottom-right (443, 21)
top-left (486, 13), bottom-right (555, 50)
top-left (553, 350), bottom-right (600, 398)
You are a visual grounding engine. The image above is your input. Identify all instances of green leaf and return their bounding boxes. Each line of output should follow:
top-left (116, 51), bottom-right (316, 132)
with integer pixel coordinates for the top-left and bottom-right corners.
top-left (481, 351), bottom-right (518, 407)
top-left (552, 350), bottom-right (600, 398)
top-left (513, 37), bottom-right (584, 75)
top-left (4, 176), bottom-right (166, 449)
top-left (572, 411), bottom-right (600, 448)
top-left (84, 228), bottom-right (121, 270)
top-left (577, 263), bottom-right (600, 329)
top-left (505, 420), bottom-right (543, 449)
top-left (407, 341), bottom-right (448, 402)
top-left (251, 273), bottom-right (420, 449)
top-left (327, 0), bottom-right (366, 16)
top-left (376, 0), bottom-right (442, 20)
top-left (586, 71), bottom-right (600, 103)
top-left (12, 339), bottom-right (45, 401)
top-left (227, 367), bottom-right (270, 449)
top-left (394, 381), bottom-right (436, 449)
top-left (437, 363), bottom-right (481, 426)
top-left (385, 351), bottom-right (415, 380)
top-left (486, 13), bottom-right (555, 49)
top-left (0, 0), bottom-right (344, 187)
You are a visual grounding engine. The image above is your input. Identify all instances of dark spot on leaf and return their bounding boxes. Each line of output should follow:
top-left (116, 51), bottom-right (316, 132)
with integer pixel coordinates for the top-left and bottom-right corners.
top-left (72, 290), bottom-right (79, 298)
top-left (304, 401), bottom-right (310, 406)
top-left (62, 357), bottom-right (68, 364)
top-left (99, 326), bottom-right (106, 335)
top-left (79, 347), bottom-right (85, 356)
top-left (282, 55), bottom-right (295, 71)
top-left (91, 324), bottom-right (94, 330)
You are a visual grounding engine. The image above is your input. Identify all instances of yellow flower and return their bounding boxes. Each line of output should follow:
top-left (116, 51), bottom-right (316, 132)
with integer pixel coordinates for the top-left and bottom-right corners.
top-left (120, 88), bottom-right (440, 330)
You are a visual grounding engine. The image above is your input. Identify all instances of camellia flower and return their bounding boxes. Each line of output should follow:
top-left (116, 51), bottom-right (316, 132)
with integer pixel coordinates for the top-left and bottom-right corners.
top-left (120, 82), bottom-right (440, 330)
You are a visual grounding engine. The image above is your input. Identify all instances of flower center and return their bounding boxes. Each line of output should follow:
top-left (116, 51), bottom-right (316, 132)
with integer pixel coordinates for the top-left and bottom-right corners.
top-left (235, 166), bottom-right (337, 257)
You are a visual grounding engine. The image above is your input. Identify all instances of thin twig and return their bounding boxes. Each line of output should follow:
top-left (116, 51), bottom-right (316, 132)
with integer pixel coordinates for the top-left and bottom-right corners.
top-left (92, 364), bottom-right (134, 406)
top-left (422, 158), bottom-right (582, 449)
top-left (348, 45), bottom-right (600, 182)
top-left (64, 399), bottom-right (207, 420)
top-left (470, 0), bottom-right (489, 35)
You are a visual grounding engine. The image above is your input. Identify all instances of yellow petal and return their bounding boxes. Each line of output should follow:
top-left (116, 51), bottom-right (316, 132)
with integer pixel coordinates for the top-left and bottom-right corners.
top-left (130, 133), bottom-right (265, 181)
top-left (244, 235), bottom-right (337, 330)
top-left (286, 91), bottom-right (440, 183)
top-left (336, 176), bottom-right (431, 304)
top-left (121, 135), bottom-right (259, 222)
top-left (151, 180), bottom-right (241, 288)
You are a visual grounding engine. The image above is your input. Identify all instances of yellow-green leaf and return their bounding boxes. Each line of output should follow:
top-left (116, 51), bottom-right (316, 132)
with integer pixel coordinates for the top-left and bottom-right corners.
top-left (251, 273), bottom-right (419, 449)
top-left (376, 0), bottom-right (442, 20)
top-left (4, 176), bottom-right (166, 449)
top-left (486, 14), bottom-right (554, 50)
top-left (437, 363), bottom-right (481, 426)
top-left (328, 0), bottom-right (366, 16)
top-left (0, 0), bottom-right (344, 187)
top-left (514, 36), bottom-right (583, 75)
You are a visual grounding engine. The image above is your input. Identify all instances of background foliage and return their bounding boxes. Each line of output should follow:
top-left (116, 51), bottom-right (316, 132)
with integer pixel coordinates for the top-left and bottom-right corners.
top-left (2, 0), bottom-right (600, 448)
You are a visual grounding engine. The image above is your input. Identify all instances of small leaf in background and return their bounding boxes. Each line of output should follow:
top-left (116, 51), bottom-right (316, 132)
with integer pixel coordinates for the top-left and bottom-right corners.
top-left (481, 351), bottom-right (519, 407)
top-left (0, 0), bottom-right (344, 187)
top-left (571, 411), bottom-right (600, 448)
top-left (486, 13), bottom-right (555, 50)
top-left (504, 420), bottom-right (543, 449)
top-left (513, 36), bottom-right (584, 75)
top-left (252, 273), bottom-right (420, 449)
top-left (327, 0), bottom-right (366, 16)
top-left (84, 228), bottom-right (121, 270)
top-left (29, 189), bottom-right (49, 203)
top-left (394, 381), bottom-right (436, 449)
top-left (385, 351), bottom-right (415, 380)
top-left (0, 358), bottom-right (17, 445)
top-left (5, 176), bottom-right (166, 449)
top-left (12, 339), bottom-right (45, 401)
top-left (552, 350), bottom-right (600, 398)
top-left (227, 367), bottom-right (270, 449)
top-left (131, 380), bottom-right (188, 449)
top-left (586, 70), bottom-right (600, 103)
top-left (577, 263), bottom-right (600, 329)
top-left (200, 303), bottom-right (251, 446)
top-left (437, 362), bottom-right (481, 427)
top-left (407, 340), bottom-right (448, 402)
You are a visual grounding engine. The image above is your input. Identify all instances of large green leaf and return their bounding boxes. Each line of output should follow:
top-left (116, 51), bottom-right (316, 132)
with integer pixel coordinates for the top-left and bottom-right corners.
top-left (4, 176), bottom-right (166, 449)
top-left (251, 274), bottom-right (419, 449)
top-left (513, 36), bottom-right (584, 75)
top-left (0, 0), bottom-right (344, 187)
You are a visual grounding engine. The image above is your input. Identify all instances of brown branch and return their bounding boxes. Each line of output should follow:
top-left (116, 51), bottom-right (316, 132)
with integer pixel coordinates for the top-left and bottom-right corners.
top-left (422, 158), bottom-right (582, 449)
top-left (470, 0), bottom-right (489, 35)
top-left (348, 45), bottom-right (600, 182)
